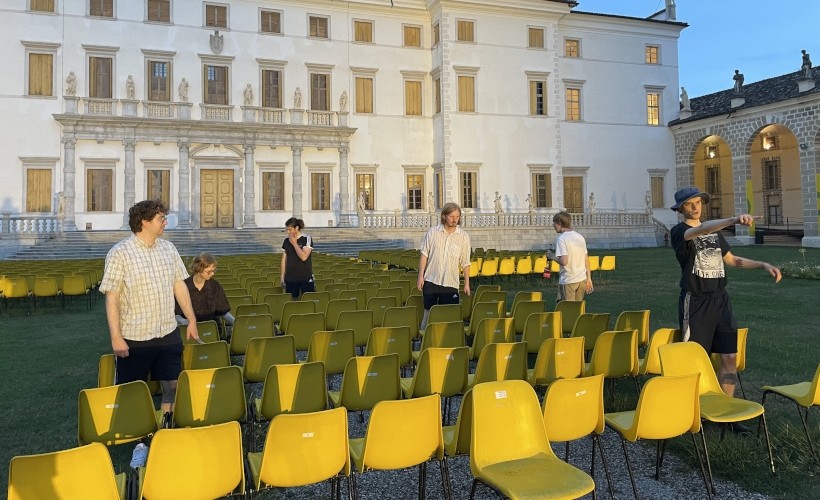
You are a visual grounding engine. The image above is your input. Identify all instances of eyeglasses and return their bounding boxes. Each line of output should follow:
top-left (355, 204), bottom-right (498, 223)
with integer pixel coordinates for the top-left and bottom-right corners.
top-left (156, 215), bottom-right (168, 222)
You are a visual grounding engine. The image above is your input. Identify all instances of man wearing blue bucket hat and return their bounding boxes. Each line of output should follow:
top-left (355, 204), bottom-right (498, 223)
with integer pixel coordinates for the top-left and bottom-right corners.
top-left (670, 187), bottom-right (781, 402)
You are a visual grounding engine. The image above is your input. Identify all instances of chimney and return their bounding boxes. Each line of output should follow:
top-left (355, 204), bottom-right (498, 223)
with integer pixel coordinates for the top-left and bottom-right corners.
top-left (665, 0), bottom-right (677, 21)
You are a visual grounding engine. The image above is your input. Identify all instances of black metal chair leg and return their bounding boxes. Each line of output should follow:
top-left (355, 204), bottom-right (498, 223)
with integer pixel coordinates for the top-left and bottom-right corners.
top-left (593, 434), bottom-right (615, 500)
top-left (620, 437), bottom-right (639, 500)
top-left (690, 432), bottom-right (713, 500)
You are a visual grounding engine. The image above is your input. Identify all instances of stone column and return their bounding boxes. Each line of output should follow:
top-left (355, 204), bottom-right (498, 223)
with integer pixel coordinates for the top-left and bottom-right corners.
top-left (177, 141), bottom-right (192, 228)
top-left (291, 146), bottom-right (303, 218)
top-left (732, 154), bottom-right (752, 241)
top-left (61, 137), bottom-right (77, 231)
top-left (801, 146), bottom-right (818, 242)
top-left (243, 144), bottom-right (257, 227)
top-left (337, 144), bottom-right (350, 226)
top-left (121, 139), bottom-right (136, 229)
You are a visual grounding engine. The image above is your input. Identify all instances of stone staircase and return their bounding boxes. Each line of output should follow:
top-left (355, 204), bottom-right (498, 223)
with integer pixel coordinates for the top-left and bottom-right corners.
top-left (5, 228), bottom-right (414, 260)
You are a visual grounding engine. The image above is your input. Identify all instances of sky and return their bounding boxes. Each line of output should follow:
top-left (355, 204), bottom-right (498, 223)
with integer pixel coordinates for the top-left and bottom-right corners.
top-left (574, 0), bottom-right (820, 98)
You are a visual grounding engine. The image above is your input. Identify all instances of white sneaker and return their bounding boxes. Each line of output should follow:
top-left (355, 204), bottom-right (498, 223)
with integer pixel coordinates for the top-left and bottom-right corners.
top-left (130, 443), bottom-right (148, 469)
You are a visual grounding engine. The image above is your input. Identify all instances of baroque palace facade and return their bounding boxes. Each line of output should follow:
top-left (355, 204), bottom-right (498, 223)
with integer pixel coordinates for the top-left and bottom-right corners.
top-left (2, 0), bottom-right (685, 234)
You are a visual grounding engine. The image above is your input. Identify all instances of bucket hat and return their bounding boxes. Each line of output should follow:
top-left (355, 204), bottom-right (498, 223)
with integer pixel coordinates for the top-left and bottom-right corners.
top-left (670, 187), bottom-right (710, 211)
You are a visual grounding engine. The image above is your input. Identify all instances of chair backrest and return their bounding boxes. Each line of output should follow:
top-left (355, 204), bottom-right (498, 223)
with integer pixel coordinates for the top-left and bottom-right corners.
top-left (469, 318), bottom-right (514, 361)
top-left (180, 320), bottom-right (220, 345)
top-left (230, 314), bottom-right (274, 355)
top-left (97, 353), bottom-right (116, 387)
top-left (338, 288), bottom-right (367, 309)
top-left (615, 310), bottom-right (651, 347)
top-left (387, 280), bottom-right (412, 304)
top-left (427, 303), bottom-right (462, 325)
top-left (367, 296), bottom-right (399, 327)
top-left (8, 443), bottom-right (122, 500)
top-left (479, 258), bottom-right (499, 277)
top-left (253, 285), bottom-right (280, 305)
top-left (33, 276), bottom-right (59, 297)
top-left (337, 309), bottom-right (375, 347)
top-left (306, 329), bottom-right (357, 375)
top-left (419, 321), bottom-right (466, 353)
top-left (283, 312), bottom-right (326, 351)
top-left (570, 313), bottom-right (612, 352)
top-left (262, 293), bottom-right (292, 324)
top-left (243, 335), bottom-right (297, 383)
top-left (587, 330), bottom-right (639, 378)
top-left (174, 366), bottom-right (246, 427)
top-left (407, 346), bottom-right (469, 398)
top-left (235, 303), bottom-right (271, 318)
top-left (183, 340), bottom-right (231, 371)
top-left (555, 300), bottom-right (586, 336)
top-left (365, 326), bottom-right (413, 367)
top-left (639, 328), bottom-right (678, 375)
top-left (359, 394), bottom-right (444, 470)
top-left (600, 255), bottom-right (616, 272)
top-left (382, 306), bottom-right (420, 340)
top-left (227, 294), bottom-right (254, 313)
top-left (515, 256), bottom-right (534, 275)
top-left (542, 374), bottom-right (605, 442)
top-left (470, 380), bottom-right (553, 472)
top-left (532, 255), bottom-right (547, 273)
top-left (337, 354), bottom-right (401, 411)
top-left (511, 290), bottom-right (542, 310)
top-left (467, 301), bottom-right (505, 337)
top-left (140, 421), bottom-right (245, 500)
top-left (624, 373), bottom-right (702, 441)
top-left (279, 300), bottom-right (316, 332)
top-left (530, 337), bottom-right (586, 386)
top-left (254, 408), bottom-right (350, 489)
top-left (78, 380), bottom-right (158, 446)
top-left (61, 275), bottom-right (89, 296)
top-left (472, 342), bottom-right (528, 385)
top-left (521, 311), bottom-right (562, 354)
top-left (324, 298), bottom-right (358, 330)
top-left (588, 255), bottom-right (600, 272)
top-left (357, 281), bottom-right (381, 302)
top-left (474, 291), bottom-right (506, 311)
top-left (443, 388), bottom-right (473, 457)
top-left (511, 300), bottom-right (547, 336)
top-left (658, 342), bottom-right (724, 396)
top-left (710, 327), bottom-right (749, 373)
top-left (258, 362), bottom-right (328, 419)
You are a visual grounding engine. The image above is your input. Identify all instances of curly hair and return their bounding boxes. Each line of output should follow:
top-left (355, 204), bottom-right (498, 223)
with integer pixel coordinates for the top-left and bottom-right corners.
top-left (189, 252), bottom-right (217, 275)
top-left (553, 211), bottom-right (572, 229)
top-left (128, 200), bottom-right (168, 233)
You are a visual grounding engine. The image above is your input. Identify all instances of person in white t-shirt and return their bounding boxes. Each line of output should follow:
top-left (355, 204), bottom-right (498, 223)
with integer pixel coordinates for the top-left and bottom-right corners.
top-left (546, 211), bottom-right (592, 303)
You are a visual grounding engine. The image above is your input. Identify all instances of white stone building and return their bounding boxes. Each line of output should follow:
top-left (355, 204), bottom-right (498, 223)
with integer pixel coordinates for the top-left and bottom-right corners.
top-left (1, 0), bottom-right (685, 236)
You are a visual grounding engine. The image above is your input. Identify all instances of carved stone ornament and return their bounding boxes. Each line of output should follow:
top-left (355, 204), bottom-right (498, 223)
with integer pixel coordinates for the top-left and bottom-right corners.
top-left (210, 30), bottom-right (224, 55)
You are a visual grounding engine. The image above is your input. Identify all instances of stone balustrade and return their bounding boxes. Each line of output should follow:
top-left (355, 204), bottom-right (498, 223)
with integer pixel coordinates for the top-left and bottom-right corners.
top-left (1, 213), bottom-right (61, 235)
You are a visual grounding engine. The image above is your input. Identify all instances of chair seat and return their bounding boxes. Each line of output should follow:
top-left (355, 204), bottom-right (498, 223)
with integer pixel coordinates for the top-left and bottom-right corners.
top-left (442, 426), bottom-right (457, 456)
top-left (328, 390), bottom-right (341, 408)
top-left (602, 411), bottom-right (634, 435)
top-left (761, 382), bottom-right (813, 406)
top-left (399, 377), bottom-right (414, 398)
top-left (700, 393), bottom-right (764, 422)
top-left (475, 453), bottom-right (595, 500)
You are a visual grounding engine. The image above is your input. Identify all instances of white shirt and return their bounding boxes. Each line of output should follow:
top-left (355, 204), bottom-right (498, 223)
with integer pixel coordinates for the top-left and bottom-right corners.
top-left (555, 230), bottom-right (588, 285)
top-left (419, 224), bottom-right (471, 289)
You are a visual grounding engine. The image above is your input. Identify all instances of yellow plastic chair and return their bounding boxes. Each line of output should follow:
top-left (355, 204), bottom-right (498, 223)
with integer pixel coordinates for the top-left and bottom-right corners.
top-left (605, 373), bottom-right (713, 499)
top-left (78, 380), bottom-right (159, 447)
top-left (277, 300), bottom-right (316, 334)
top-left (710, 327), bottom-right (749, 397)
top-left (328, 354), bottom-right (401, 417)
top-left (325, 298), bottom-right (358, 330)
top-left (339, 288), bottom-right (367, 309)
top-left (383, 306), bottom-right (421, 341)
top-left (425, 303), bottom-right (462, 328)
top-left (588, 255), bottom-right (600, 272)
top-left (282, 312), bottom-right (325, 351)
top-left (510, 300), bottom-right (546, 339)
top-left (528, 336), bottom-right (586, 387)
top-left (179, 320), bottom-right (220, 345)
top-left (97, 353), bottom-right (116, 387)
top-left (402, 346), bottom-right (469, 422)
top-left (615, 309), bottom-right (651, 348)
top-left (467, 342), bottom-right (527, 389)
top-left (252, 285), bottom-right (279, 305)
top-left (337, 309), bottom-right (375, 349)
top-left (555, 299), bottom-right (586, 337)
top-left (509, 291), bottom-right (543, 312)
top-left (229, 314), bottom-right (274, 355)
top-left (2, 277), bottom-right (31, 310)
top-left (387, 279), bottom-right (412, 304)
top-left (247, 408), bottom-right (351, 498)
top-left (324, 281), bottom-right (350, 300)
top-left (465, 301), bottom-right (505, 338)
top-left (498, 256), bottom-right (516, 276)
top-left (638, 328), bottom-right (679, 376)
top-left (8, 442), bottom-right (126, 500)
top-left (139, 421), bottom-right (245, 500)
top-left (261, 292), bottom-right (292, 325)
top-left (599, 255), bottom-right (616, 282)
top-left (468, 318), bottom-right (514, 361)
top-left (469, 380), bottom-right (595, 500)
top-left (479, 257), bottom-right (499, 278)
top-left (301, 290), bottom-right (331, 314)
top-left (443, 388), bottom-right (473, 457)
top-left (235, 303), bottom-right (270, 318)
top-left (349, 394), bottom-right (450, 499)
top-left (658, 342), bottom-right (775, 473)
top-left (472, 290), bottom-right (506, 312)
top-left (365, 326), bottom-right (413, 373)
top-left (242, 335), bottom-right (297, 383)
top-left (413, 321), bottom-right (466, 364)
top-left (521, 311), bottom-right (562, 355)
top-left (367, 296), bottom-right (398, 327)
top-left (471, 284), bottom-right (501, 305)
top-left (357, 281), bottom-right (381, 302)
top-left (182, 340), bottom-right (230, 371)
top-left (306, 329), bottom-right (357, 378)
top-left (173, 366), bottom-right (246, 428)
top-left (515, 256), bottom-right (534, 275)
top-left (570, 312), bottom-right (612, 353)
top-left (227, 294), bottom-right (254, 313)
top-left (585, 330), bottom-right (641, 397)
top-left (32, 276), bottom-right (60, 309)
top-left (761, 363), bottom-right (820, 464)
top-left (543, 374), bottom-right (614, 498)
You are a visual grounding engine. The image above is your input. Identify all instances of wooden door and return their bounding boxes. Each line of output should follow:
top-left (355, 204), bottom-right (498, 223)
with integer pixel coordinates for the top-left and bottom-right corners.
top-left (563, 176), bottom-right (583, 213)
top-left (200, 169), bottom-right (234, 228)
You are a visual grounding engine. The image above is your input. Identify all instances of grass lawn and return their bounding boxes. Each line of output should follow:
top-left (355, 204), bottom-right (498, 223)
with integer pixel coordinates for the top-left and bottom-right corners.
top-left (1, 245), bottom-right (818, 498)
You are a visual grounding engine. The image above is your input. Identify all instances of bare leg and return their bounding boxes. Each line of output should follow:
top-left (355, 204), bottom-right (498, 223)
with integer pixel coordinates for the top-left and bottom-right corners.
top-left (718, 353), bottom-right (738, 397)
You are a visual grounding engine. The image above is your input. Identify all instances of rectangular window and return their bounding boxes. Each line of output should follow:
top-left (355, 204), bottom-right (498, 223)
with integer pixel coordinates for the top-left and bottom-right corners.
top-left (311, 172), bottom-right (330, 210)
top-left (457, 20), bottom-right (474, 42)
top-left (405, 80), bottom-right (422, 116)
top-left (354, 77), bottom-right (373, 114)
top-left (434, 78), bottom-right (441, 114)
top-left (87, 169), bottom-right (113, 211)
top-left (460, 172), bottom-right (476, 209)
top-left (147, 169), bottom-right (170, 207)
top-left (645, 45), bottom-right (659, 64)
top-left (261, 69), bottom-right (282, 108)
top-left (90, 0), bottom-right (113, 17)
top-left (457, 75), bottom-right (475, 112)
top-left (646, 92), bottom-right (660, 125)
top-left (147, 0), bottom-right (170, 23)
top-left (28, 53), bottom-right (53, 96)
top-left (565, 87), bottom-right (581, 121)
top-left (148, 60), bottom-right (170, 101)
top-left (564, 38), bottom-right (580, 58)
top-left (354, 20), bottom-right (373, 43)
top-left (205, 4), bottom-right (227, 28)
top-left (261, 10), bottom-right (281, 34)
top-left (705, 166), bottom-right (721, 195)
top-left (407, 174), bottom-right (424, 210)
top-left (763, 160), bottom-right (781, 190)
top-left (356, 173), bottom-right (375, 210)
top-left (529, 80), bottom-right (546, 115)
top-left (309, 16), bottom-right (329, 38)
top-left (433, 171), bottom-right (442, 210)
top-left (31, 0), bottom-right (55, 12)
top-left (310, 73), bottom-right (330, 111)
top-left (26, 169), bottom-right (52, 212)
top-left (204, 65), bottom-right (228, 104)
top-left (532, 173), bottom-right (552, 208)
top-left (262, 171), bottom-right (284, 210)
top-left (432, 22), bottom-right (440, 46)
top-left (89, 56), bottom-right (113, 98)
top-left (650, 177), bottom-right (664, 209)
top-left (528, 28), bottom-right (544, 49)
top-left (403, 25), bottom-right (421, 47)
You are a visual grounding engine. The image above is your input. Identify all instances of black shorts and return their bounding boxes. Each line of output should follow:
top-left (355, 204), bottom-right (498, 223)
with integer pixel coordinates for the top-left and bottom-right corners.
top-left (284, 277), bottom-right (315, 298)
top-left (679, 289), bottom-right (738, 355)
top-left (116, 329), bottom-right (183, 384)
top-left (422, 281), bottom-right (460, 310)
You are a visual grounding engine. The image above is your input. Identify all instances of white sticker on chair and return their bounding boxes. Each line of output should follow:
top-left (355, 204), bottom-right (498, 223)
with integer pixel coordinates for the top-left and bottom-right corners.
top-left (302, 432), bottom-right (314, 438)
top-left (199, 355), bottom-right (209, 360)
top-left (446, 355), bottom-right (454, 360)
top-left (330, 342), bottom-right (338, 346)
top-left (206, 384), bottom-right (216, 388)
top-left (495, 390), bottom-right (508, 399)
top-left (576, 390), bottom-right (587, 397)
top-left (504, 355), bottom-right (513, 359)
top-left (367, 372), bottom-right (378, 377)
top-left (105, 404), bottom-right (119, 409)
top-left (387, 338), bottom-right (395, 342)
top-left (557, 351), bottom-right (565, 355)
